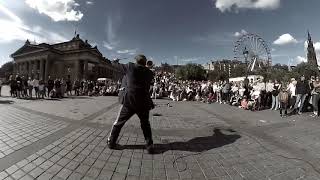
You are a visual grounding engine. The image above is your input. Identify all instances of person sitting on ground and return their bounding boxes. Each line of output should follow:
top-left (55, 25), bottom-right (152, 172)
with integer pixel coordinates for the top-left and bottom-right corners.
top-left (240, 95), bottom-right (249, 110)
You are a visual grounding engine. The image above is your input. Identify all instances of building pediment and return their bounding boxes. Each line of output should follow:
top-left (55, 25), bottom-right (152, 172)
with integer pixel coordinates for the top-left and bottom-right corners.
top-left (11, 44), bottom-right (46, 57)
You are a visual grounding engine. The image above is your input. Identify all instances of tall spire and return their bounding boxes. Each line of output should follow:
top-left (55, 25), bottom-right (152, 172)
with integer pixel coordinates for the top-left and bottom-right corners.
top-left (307, 30), bottom-right (318, 66)
top-left (308, 30), bottom-right (312, 42)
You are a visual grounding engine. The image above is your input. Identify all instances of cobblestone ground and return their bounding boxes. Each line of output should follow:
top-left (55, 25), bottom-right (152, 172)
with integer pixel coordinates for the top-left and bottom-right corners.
top-left (1, 95), bottom-right (320, 179)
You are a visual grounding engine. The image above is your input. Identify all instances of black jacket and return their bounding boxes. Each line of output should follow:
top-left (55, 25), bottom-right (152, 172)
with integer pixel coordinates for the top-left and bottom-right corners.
top-left (116, 62), bottom-right (154, 111)
top-left (296, 80), bottom-right (310, 95)
top-left (118, 75), bottom-right (127, 104)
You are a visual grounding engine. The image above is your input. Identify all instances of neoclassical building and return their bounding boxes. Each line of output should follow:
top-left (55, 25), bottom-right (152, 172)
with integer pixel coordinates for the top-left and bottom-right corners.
top-left (11, 34), bottom-right (123, 82)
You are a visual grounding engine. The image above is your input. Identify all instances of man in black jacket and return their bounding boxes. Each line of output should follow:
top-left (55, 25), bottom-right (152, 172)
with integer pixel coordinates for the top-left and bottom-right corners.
top-left (47, 76), bottom-right (54, 97)
top-left (108, 55), bottom-right (155, 153)
top-left (294, 75), bottom-right (310, 114)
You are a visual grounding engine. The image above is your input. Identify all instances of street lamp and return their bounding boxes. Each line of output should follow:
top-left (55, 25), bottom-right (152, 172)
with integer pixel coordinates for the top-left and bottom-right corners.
top-left (243, 47), bottom-right (249, 86)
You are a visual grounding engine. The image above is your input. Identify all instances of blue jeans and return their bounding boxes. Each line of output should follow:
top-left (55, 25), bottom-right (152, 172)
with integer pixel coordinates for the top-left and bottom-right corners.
top-left (271, 95), bottom-right (279, 110)
top-left (294, 94), bottom-right (307, 113)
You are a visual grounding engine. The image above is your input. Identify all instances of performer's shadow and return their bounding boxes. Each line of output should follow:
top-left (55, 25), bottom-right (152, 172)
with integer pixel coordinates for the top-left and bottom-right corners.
top-left (122, 128), bottom-right (241, 154)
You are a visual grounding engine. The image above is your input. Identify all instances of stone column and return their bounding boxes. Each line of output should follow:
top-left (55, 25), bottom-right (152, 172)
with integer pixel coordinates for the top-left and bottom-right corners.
top-left (13, 63), bottom-right (16, 75)
top-left (45, 59), bottom-right (49, 81)
top-left (31, 60), bottom-right (36, 79)
top-left (40, 59), bottom-right (44, 80)
top-left (84, 60), bottom-right (88, 80)
top-left (74, 60), bottom-right (80, 80)
top-left (28, 61), bottom-right (32, 78)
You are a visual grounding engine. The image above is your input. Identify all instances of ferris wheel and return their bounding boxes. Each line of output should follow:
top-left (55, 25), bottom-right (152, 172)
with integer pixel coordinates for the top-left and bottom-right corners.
top-left (234, 33), bottom-right (272, 72)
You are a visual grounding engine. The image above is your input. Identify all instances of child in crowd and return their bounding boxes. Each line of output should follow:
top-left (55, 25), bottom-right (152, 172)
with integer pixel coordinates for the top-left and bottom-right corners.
top-left (240, 95), bottom-right (249, 110)
top-left (38, 80), bottom-right (45, 99)
top-left (279, 86), bottom-right (289, 117)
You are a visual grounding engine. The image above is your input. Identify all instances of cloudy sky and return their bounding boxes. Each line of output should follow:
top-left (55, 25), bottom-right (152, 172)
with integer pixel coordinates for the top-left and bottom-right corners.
top-left (0, 0), bottom-right (320, 66)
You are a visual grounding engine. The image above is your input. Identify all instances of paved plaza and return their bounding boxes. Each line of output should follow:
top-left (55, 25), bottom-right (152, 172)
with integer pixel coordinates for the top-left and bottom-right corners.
top-left (1, 94), bottom-right (320, 179)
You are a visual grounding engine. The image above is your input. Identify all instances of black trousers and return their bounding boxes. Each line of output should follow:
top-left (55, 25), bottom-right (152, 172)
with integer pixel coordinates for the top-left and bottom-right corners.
top-left (280, 102), bottom-right (288, 115)
top-left (108, 105), bottom-right (153, 146)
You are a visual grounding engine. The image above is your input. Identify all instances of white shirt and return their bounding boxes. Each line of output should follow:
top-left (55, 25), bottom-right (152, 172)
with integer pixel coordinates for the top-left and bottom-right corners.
top-left (39, 84), bottom-right (45, 91)
top-left (257, 82), bottom-right (266, 91)
top-left (33, 79), bottom-right (39, 87)
top-left (266, 83), bottom-right (274, 92)
top-left (287, 83), bottom-right (296, 96)
top-left (27, 80), bottom-right (33, 87)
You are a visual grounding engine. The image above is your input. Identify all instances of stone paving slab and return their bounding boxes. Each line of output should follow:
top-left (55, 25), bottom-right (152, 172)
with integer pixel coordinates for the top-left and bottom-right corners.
top-left (0, 106), bottom-right (68, 158)
top-left (0, 126), bottom-right (313, 180)
top-left (0, 96), bottom-right (320, 179)
top-left (90, 102), bottom-right (229, 130)
top-left (12, 96), bottom-right (118, 121)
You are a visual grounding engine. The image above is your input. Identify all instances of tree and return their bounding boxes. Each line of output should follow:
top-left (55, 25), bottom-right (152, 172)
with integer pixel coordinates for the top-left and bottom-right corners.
top-left (292, 62), bottom-right (319, 79)
top-left (175, 63), bottom-right (206, 81)
top-left (0, 61), bottom-right (14, 79)
top-left (230, 64), bottom-right (246, 78)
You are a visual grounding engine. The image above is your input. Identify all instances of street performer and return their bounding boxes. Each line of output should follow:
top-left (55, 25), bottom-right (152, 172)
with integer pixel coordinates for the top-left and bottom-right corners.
top-left (108, 54), bottom-right (155, 154)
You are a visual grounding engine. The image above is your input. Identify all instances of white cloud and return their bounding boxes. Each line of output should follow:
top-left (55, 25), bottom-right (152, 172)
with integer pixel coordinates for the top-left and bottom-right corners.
top-left (117, 49), bottom-right (137, 55)
top-left (273, 34), bottom-right (298, 45)
top-left (0, 3), bottom-right (67, 44)
top-left (103, 15), bottom-right (121, 51)
top-left (295, 56), bottom-right (307, 63)
top-left (86, 1), bottom-right (93, 5)
top-left (214, 0), bottom-right (281, 12)
top-left (181, 57), bottom-right (205, 62)
top-left (234, 29), bottom-right (247, 37)
top-left (25, 0), bottom-right (83, 22)
top-left (103, 41), bottom-right (114, 50)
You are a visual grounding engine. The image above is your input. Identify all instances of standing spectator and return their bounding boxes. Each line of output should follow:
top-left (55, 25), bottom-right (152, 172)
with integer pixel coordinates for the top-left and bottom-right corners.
top-left (222, 80), bottom-right (231, 104)
top-left (27, 77), bottom-right (33, 98)
top-left (80, 80), bottom-right (84, 95)
top-left (74, 79), bottom-right (80, 96)
top-left (38, 80), bottom-right (45, 99)
top-left (294, 75), bottom-right (310, 115)
top-left (311, 76), bottom-right (320, 117)
top-left (47, 76), bottom-right (54, 97)
top-left (66, 78), bottom-right (72, 96)
top-left (279, 86), bottom-right (289, 117)
top-left (266, 79), bottom-right (274, 108)
top-left (257, 79), bottom-right (266, 109)
top-left (287, 78), bottom-right (297, 109)
top-left (271, 80), bottom-right (281, 110)
top-left (33, 78), bottom-right (39, 99)
top-left (0, 78), bottom-right (2, 96)
top-left (9, 75), bottom-right (17, 97)
top-left (22, 76), bottom-right (28, 98)
top-left (16, 75), bottom-right (22, 98)
top-left (54, 79), bottom-right (62, 98)
top-left (61, 78), bottom-right (66, 97)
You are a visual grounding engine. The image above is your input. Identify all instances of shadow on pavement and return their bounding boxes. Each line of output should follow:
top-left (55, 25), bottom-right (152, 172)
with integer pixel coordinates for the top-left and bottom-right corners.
top-left (122, 128), bottom-right (241, 154)
top-left (0, 100), bottom-right (14, 104)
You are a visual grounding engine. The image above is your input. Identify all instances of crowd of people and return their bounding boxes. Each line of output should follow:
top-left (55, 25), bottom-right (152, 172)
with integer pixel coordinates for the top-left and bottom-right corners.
top-left (3, 75), bottom-right (120, 99)
top-left (151, 72), bottom-right (320, 118)
top-left (2, 69), bottom-right (320, 118)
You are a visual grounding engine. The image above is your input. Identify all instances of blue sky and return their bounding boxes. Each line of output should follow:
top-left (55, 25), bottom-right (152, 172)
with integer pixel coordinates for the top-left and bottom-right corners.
top-left (0, 0), bottom-right (320, 66)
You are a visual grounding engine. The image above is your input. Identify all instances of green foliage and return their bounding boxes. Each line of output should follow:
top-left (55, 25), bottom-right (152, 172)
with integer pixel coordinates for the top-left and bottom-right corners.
top-left (230, 64), bottom-right (246, 78)
top-left (256, 62), bottom-right (319, 83)
top-left (208, 70), bottom-right (228, 81)
top-left (0, 61), bottom-right (14, 78)
top-left (175, 63), bottom-right (206, 81)
top-left (293, 62), bottom-right (319, 78)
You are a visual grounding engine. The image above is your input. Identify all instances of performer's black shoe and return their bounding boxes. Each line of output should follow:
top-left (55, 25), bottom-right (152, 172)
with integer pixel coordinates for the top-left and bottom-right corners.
top-left (146, 144), bottom-right (154, 154)
top-left (107, 140), bottom-right (122, 150)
